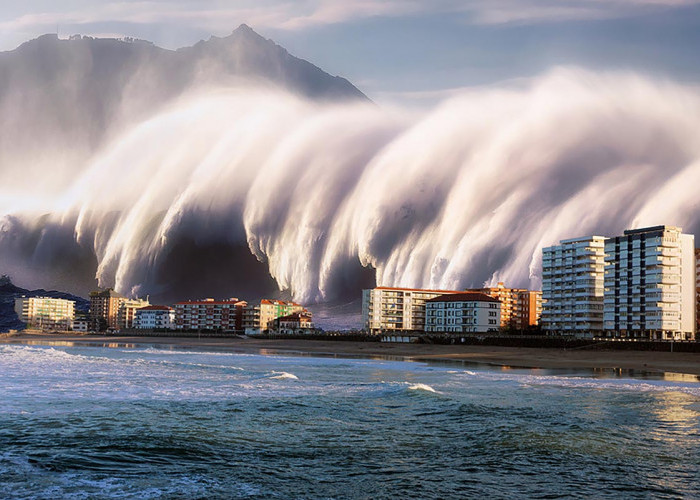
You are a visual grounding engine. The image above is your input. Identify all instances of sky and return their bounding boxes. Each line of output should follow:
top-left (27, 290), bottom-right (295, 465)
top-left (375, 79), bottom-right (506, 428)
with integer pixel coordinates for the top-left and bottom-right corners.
top-left (1, 0), bottom-right (700, 104)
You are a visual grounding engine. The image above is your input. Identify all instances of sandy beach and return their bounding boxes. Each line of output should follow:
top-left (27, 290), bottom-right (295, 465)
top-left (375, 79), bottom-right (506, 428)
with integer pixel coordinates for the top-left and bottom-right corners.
top-left (3, 331), bottom-right (700, 376)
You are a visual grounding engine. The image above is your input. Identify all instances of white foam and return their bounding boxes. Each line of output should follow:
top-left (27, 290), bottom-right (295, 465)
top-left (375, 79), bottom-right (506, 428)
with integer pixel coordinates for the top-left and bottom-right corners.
top-left (452, 370), bottom-right (700, 397)
top-left (269, 372), bottom-right (299, 380)
top-left (407, 383), bottom-right (439, 393)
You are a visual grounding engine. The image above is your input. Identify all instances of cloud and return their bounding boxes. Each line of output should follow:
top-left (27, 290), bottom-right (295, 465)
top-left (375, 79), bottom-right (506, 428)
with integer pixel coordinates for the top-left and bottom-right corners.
top-left (1, 0), bottom-right (699, 43)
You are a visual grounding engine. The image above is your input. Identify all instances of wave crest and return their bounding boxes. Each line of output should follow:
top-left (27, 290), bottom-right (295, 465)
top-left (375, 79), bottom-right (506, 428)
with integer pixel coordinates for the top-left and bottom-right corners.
top-left (2, 68), bottom-right (700, 302)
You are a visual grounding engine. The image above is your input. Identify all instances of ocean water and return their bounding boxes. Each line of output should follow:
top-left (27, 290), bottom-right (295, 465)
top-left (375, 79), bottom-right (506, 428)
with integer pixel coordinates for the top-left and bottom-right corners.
top-left (1, 344), bottom-right (699, 499)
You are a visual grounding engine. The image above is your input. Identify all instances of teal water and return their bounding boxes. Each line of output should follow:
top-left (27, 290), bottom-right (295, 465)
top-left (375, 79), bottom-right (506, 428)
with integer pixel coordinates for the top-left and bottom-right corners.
top-left (1, 344), bottom-right (699, 499)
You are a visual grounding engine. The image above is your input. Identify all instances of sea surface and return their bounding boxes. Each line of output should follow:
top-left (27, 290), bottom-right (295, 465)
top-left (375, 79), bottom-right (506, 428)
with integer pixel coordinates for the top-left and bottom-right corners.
top-left (1, 343), bottom-right (699, 499)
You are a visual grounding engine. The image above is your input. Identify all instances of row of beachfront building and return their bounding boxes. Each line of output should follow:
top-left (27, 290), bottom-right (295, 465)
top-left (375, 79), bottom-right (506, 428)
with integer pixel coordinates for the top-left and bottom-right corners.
top-left (363, 225), bottom-right (698, 342)
top-left (14, 224), bottom-right (698, 341)
top-left (14, 291), bottom-right (315, 335)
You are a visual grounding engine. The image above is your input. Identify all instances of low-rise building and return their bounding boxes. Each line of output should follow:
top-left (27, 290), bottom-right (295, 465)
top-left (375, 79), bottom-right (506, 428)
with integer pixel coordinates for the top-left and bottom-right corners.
top-left (174, 298), bottom-right (246, 331)
top-left (134, 305), bottom-right (175, 330)
top-left (270, 312), bottom-right (316, 335)
top-left (72, 312), bottom-right (89, 332)
top-left (362, 287), bottom-right (463, 333)
top-left (242, 299), bottom-right (309, 333)
top-left (425, 292), bottom-right (501, 333)
top-left (14, 296), bottom-right (75, 331)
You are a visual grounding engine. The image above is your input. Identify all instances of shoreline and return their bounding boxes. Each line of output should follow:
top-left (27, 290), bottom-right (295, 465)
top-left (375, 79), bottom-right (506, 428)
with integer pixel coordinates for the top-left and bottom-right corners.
top-left (3, 332), bottom-right (700, 377)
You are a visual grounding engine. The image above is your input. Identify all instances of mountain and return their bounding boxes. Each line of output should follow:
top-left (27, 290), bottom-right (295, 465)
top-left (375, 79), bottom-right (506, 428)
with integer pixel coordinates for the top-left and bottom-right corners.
top-left (0, 25), bottom-right (368, 189)
top-left (0, 276), bottom-right (89, 332)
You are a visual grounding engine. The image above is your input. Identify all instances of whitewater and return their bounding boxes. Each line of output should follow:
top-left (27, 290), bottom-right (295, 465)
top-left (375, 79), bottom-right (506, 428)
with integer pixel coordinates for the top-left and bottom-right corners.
top-left (1, 343), bottom-right (699, 498)
top-left (1, 67), bottom-right (700, 302)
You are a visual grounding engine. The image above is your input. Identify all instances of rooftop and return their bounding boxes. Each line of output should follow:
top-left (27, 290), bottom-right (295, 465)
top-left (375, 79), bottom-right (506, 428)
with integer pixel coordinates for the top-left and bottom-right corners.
top-left (426, 292), bottom-right (501, 304)
top-left (175, 299), bottom-right (244, 305)
top-left (371, 286), bottom-right (463, 294)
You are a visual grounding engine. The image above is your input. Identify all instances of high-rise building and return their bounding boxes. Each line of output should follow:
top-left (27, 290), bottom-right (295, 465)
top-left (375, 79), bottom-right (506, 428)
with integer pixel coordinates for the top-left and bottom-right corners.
top-left (424, 292), bottom-right (501, 333)
top-left (362, 287), bottom-right (462, 333)
top-left (541, 236), bottom-right (607, 337)
top-left (466, 282), bottom-right (542, 329)
top-left (14, 296), bottom-right (75, 331)
top-left (603, 226), bottom-right (695, 341)
top-left (89, 288), bottom-right (126, 331)
top-left (174, 298), bottom-right (246, 331)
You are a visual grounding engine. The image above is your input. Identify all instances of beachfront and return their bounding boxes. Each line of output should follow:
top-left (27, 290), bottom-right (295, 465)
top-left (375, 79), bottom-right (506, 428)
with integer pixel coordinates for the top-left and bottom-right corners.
top-left (4, 332), bottom-right (700, 376)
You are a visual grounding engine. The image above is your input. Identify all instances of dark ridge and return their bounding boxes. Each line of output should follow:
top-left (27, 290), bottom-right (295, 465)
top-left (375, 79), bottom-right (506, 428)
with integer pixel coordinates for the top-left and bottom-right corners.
top-left (0, 275), bottom-right (88, 332)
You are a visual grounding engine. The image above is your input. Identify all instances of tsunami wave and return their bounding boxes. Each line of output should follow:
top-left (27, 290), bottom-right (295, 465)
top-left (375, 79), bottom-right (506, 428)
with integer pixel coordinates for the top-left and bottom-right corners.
top-left (1, 67), bottom-right (700, 302)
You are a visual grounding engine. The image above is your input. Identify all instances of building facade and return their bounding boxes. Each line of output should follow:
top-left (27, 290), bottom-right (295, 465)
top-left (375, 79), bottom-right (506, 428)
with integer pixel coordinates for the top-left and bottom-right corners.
top-left (519, 290), bottom-right (543, 329)
top-left (425, 292), bottom-right (501, 333)
top-left (72, 312), bottom-right (89, 332)
top-left (603, 226), bottom-right (695, 341)
top-left (467, 282), bottom-right (542, 329)
top-left (134, 305), bottom-right (175, 330)
top-left (174, 298), bottom-right (246, 331)
top-left (14, 296), bottom-right (75, 331)
top-left (118, 298), bottom-right (150, 329)
top-left (89, 289), bottom-right (126, 331)
top-left (696, 248), bottom-right (700, 335)
top-left (243, 300), bottom-right (308, 333)
top-left (362, 287), bottom-right (463, 333)
top-left (541, 236), bottom-right (607, 337)
top-left (270, 312), bottom-right (315, 335)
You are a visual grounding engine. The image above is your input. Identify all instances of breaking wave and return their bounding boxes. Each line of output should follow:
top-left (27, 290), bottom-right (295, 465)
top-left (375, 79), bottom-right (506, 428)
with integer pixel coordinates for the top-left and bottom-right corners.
top-left (407, 383), bottom-right (439, 393)
top-left (2, 67), bottom-right (700, 302)
top-left (269, 371), bottom-right (299, 380)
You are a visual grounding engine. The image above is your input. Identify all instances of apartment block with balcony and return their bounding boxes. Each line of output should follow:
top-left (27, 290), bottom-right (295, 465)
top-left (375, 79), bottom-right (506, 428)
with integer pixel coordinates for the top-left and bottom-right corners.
top-left (174, 298), bottom-right (246, 331)
top-left (14, 296), bottom-right (75, 331)
top-left (466, 282), bottom-right (542, 329)
top-left (134, 305), bottom-right (175, 330)
top-left (118, 298), bottom-right (150, 329)
top-left (89, 288), bottom-right (126, 331)
top-left (424, 292), bottom-right (501, 333)
top-left (242, 300), bottom-right (309, 333)
top-left (362, 287), bottom-right (463, 333)
top-left (541, 236), bottom-right (607, 338)
top-left (603, 226), bottom-right (695, 341)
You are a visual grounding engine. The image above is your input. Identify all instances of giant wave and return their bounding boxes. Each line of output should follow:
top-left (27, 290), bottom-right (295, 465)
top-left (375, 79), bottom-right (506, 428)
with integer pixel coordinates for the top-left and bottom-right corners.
top-left (1, 67), bottom-right (699, 302)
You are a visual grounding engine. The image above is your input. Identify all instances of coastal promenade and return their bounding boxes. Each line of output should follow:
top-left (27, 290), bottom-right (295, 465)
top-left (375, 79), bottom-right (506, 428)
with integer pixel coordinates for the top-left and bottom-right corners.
top-left (4, 332), bottom-right (700, 376)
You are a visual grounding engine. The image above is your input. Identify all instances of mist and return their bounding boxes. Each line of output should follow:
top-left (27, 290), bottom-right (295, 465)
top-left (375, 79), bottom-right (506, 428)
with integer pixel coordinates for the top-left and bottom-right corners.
top-left (1, 67), bottom-right (699, 304)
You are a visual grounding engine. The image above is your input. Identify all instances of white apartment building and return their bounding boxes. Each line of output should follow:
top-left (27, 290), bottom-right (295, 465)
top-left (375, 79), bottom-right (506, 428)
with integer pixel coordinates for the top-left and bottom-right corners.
top-left (134, 305), bottom-right (175, 330)
top-left (603, 226), bottom-right (695, 341)
top-left (72, 316), bottom-right (89, 332)
top-left (541, 236), bottom-right (607, 338)
top-left (14, 296), bottom-right (75, 331)
top-left (425, 292), bottom-right (501, 333)
top-left (118, 298), bottom-right (150, 329)
top-left (362, 287), bottom-right (462, 333)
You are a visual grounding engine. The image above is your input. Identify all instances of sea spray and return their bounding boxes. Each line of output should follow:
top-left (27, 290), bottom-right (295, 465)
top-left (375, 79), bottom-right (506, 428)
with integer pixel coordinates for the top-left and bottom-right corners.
top-left (1, 68), bottom-right (700, 300)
